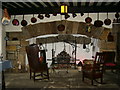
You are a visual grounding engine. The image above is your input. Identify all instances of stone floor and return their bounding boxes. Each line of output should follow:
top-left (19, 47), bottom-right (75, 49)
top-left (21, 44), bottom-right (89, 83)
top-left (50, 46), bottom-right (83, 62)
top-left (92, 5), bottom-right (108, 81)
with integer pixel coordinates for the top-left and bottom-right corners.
top-left (4, 68), bottom-right (120, 89)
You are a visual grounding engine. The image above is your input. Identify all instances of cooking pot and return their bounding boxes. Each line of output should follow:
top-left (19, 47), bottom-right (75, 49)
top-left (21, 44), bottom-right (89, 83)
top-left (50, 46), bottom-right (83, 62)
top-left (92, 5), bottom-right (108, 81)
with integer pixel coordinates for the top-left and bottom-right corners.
top-left (104, 13), bottom-right (111, 25)
top-left (21, 20), bottom-right (27, 26)
top-left (94, 20), bottom-right (103, 27)
top-left (21, 15), bottom-right (28, 26)
top-left (31, 17), bottom-right (37, 23)
top-left (12, 19), bottom-right (19, 26)
top-left (94, 13), bottom-right (103, 27)
top-left (104, 18), bottom-right (111, 25)
top-left (85, 17), bottom-right (92, 23)
top-left (38, 14), bottom-right (44, 19)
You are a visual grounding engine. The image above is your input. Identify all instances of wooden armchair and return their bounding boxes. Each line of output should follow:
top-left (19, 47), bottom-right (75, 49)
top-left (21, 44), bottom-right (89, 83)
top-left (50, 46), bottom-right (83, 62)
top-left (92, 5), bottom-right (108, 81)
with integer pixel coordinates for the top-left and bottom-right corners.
top-left (26, 44), bottom-right (49, 81)
top-left (102, 51), bottom-right (118, 72)
top-left (82, 52), bottom-right (104, 85)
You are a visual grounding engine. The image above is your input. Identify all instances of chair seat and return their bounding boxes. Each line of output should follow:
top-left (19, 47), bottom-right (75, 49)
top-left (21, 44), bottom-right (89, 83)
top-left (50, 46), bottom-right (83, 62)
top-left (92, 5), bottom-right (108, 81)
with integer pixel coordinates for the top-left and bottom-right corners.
top-left (102, 51), bottom-right (117, 72)
top-left (105, 63), bottom-right (116, 66)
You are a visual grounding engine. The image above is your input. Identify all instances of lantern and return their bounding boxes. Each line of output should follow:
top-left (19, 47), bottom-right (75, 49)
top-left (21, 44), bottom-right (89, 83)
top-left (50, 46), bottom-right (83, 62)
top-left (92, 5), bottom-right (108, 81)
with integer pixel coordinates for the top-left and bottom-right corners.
top-left (61, 4), bottom-right (68, 14)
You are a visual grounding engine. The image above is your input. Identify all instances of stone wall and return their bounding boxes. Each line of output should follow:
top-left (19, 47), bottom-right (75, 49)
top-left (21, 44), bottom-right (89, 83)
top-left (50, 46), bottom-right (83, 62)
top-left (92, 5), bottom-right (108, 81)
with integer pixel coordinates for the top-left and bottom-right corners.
top-left (6, 32), bottom-right (29, 72)
top-left (112, 24), bottom-right (120, 64)
top-left (98, 40), bottom-right (116, 52)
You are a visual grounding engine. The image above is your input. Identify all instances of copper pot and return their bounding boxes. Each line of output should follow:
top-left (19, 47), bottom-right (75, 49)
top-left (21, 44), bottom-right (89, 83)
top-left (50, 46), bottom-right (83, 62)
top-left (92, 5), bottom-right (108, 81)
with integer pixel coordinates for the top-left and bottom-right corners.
top-left (12, 19), bottom-right (19, 26)
top-left (38, 14), bottom-right (44, 19)
top-left (104, 13), bottom-right (111, 25)
top-left (104, 18), bottom-right (111, 25)
top-left (53, 13), bottom-right (57, 16)
top-left (21, 20), bottom-right (27, 26)
top-left (85, 17), bottom-right (92, 23)
top-left (94, 20), bottom-right (103, 27)
top-left (31, 17), bottom-right (37, 23)
top-left (94, 13), bottom-right (103, 27)
top-left (21, 15), bottom-right (28, 26)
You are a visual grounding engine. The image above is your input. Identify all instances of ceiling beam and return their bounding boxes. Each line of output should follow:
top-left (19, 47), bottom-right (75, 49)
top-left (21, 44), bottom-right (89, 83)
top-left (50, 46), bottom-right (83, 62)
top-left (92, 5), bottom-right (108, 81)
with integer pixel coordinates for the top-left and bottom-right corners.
top-left (7, 5), bottom-right (120, 15)
top-left (51, 2), bottom-right (59, 7)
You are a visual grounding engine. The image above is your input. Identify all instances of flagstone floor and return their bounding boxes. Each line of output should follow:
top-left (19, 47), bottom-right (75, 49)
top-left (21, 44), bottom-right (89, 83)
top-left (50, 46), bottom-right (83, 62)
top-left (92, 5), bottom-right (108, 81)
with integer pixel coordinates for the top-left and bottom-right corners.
top-left (4, 68), bottom-right (120, 89)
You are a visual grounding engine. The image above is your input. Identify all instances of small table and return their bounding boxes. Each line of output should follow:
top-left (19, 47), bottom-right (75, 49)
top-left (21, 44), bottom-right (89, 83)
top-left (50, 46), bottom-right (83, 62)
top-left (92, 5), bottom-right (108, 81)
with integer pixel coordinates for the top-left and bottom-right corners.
top-left (0, 60), bottom-right (12, 90)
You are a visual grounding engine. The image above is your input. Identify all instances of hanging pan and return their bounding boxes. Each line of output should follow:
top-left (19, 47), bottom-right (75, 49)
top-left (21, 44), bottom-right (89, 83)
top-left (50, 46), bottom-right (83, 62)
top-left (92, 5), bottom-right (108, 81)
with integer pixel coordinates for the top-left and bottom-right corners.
top-left (94, 13), bottom-right (103, 27)
top-left (104, 12), bottom-right (111, 25)
top-left (31, 14), bottom-right (37, 23)
top-left (85, 13), bottom-right (92, 23)
top-left (21, 15), bottom-right (28, 26)
top-left (12, 15), bottom-right (19, 26)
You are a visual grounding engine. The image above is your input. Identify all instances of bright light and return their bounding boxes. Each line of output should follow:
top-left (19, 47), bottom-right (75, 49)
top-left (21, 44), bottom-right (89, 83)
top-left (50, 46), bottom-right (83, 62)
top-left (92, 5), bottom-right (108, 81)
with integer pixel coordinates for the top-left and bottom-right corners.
top-left (61, 4), bottom-right (68, 14)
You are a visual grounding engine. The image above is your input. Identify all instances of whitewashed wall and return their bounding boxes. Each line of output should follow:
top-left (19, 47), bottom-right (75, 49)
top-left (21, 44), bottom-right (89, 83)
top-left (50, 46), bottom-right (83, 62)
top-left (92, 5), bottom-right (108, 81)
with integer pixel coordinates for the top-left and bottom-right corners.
top-left (45, 42), bottom-right (94, 60)
top-left (43, 38), bottom-right (98, 60)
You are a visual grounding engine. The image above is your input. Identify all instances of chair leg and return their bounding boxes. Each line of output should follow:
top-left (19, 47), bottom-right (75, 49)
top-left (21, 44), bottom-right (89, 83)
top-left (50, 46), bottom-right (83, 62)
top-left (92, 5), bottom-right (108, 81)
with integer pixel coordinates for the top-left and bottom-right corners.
top-left (91, 79), bottom-right (94, 85)
top-left (41, 72), bottom-right (43, 77)
top-left (30, 69), bottom-right (32, 79)
top-left (82, 74), bottom-right (84, 81)
top-left (33, 72), bottom-right (35, 81)
top-left (47, 69), bottom-right (49, 80)
top-left (100, 77), bottom-right (103, 84)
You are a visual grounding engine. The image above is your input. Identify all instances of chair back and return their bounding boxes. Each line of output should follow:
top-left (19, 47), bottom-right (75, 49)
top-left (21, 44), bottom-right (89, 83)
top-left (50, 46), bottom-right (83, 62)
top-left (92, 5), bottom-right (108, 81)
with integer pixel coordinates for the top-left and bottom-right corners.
top-left (102, 51), bottom-right (115, 63)
top-left (26, 44), bottom-right (42, 71)
top-left (94, 52), bottom-right (104, 63)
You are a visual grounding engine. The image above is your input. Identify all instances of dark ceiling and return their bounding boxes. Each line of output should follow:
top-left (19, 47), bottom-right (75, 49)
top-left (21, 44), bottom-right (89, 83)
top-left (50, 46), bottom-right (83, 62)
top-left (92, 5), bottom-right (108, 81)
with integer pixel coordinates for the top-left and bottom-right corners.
top-left (2, 1), bottom-right (120, 15)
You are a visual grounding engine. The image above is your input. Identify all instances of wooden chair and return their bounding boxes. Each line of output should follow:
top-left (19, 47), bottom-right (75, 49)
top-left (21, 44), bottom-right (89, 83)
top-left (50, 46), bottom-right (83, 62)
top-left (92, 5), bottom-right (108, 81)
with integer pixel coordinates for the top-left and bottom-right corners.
top-left (82, 52), bottom-right (104, 85)
top-left (26, 44), bottom-right (49, 81)
top-left (102, 51), bottom-right (118, 73)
